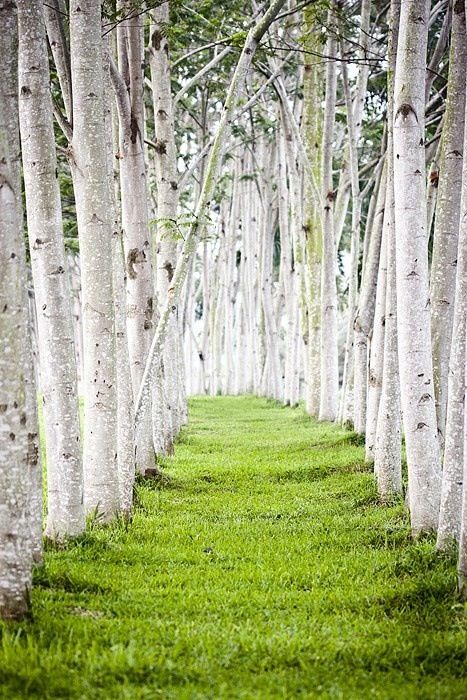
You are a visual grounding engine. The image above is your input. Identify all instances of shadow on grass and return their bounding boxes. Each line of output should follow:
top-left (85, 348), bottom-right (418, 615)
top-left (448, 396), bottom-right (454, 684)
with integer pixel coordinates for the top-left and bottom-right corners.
top-left (33, 568), bottom-right (110, 595)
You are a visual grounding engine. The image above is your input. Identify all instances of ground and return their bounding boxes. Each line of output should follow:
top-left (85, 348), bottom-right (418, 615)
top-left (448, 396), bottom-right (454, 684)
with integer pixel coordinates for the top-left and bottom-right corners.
top-left (0, 396), bottom-right (466, 699)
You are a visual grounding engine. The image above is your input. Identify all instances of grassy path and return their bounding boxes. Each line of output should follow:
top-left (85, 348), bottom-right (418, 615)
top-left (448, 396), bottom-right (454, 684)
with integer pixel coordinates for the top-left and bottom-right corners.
top-left (1, 396), bottom-right (466, 699)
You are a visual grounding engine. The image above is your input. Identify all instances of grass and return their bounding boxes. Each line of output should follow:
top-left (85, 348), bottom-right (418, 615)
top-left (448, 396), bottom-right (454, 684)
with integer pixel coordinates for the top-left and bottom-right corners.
top-left (1, 395), bottom-right (466, 699)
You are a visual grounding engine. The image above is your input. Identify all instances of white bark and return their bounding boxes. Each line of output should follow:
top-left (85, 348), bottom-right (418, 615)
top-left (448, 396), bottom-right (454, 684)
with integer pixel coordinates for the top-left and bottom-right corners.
top-left (437, 2), bottom-right (467, 546)
top-left (70, 0), bottom-right (119, 519)
top-left (18, 0), bottom-right (84, 539)
top-left (430, 0), bottom-right (466, 451)
top-left (319, 20), bottom-right (339, 422)
top-left (113, 5), bottom-right (154, 475)
top-left (374, 0), bottom-right (402, 497)
top-left (0, 0), bottom-right (38, 618)
top-left (393, 0), bottom-right (441, 533)
top-left (149, 4), bottom-right (183, 451)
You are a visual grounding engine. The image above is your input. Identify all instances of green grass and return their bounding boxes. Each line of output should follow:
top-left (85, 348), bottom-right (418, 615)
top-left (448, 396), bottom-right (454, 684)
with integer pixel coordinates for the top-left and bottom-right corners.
top-left (1, 396), bottom-right (466, 699)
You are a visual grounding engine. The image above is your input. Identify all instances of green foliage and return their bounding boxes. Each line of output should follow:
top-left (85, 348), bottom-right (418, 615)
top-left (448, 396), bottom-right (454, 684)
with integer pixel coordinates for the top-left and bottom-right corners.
top-left (0, 397), bottom-right (465, 698)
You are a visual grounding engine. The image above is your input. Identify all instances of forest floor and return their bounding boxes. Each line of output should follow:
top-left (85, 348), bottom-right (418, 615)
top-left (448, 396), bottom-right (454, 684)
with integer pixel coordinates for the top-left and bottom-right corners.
top-left (0, 396), bottom-right (466, 699)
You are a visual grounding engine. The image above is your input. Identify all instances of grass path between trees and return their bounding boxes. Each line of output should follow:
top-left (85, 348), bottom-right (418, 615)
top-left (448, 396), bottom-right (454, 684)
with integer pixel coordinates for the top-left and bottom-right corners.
top-left (1, 396), bottom-right (466, 699)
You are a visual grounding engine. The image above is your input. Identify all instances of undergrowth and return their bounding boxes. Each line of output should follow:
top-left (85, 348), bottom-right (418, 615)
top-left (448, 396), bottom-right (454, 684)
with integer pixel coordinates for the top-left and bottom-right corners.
top-left (0, 396), bottom-right (465, 699)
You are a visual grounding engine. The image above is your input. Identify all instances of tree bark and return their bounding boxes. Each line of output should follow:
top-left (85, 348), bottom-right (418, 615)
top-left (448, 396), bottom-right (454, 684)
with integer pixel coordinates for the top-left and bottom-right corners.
top-left (18, 0), bottom-right (84, 539)
top-left (70, 0), bottom-right (119, 519)
top-left (393, 0), bottom-right (441, 533)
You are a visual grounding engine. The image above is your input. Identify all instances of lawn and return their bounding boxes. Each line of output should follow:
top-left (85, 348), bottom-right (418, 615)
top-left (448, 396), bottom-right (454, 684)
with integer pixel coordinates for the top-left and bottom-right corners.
top-left (0, 396), bottom-right (466, 699)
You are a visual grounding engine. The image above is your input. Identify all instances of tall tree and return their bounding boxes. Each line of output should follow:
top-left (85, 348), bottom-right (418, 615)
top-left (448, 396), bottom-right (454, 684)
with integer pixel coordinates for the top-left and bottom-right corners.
top-left (393, 0), bottom-right (441, 532)
top-left (430, 0), bottom-right (466, 452)
top-left (319, 14), bottom-right (339, 422)
top-left (70, 0), bottom-right (119, 518)
top-left (18, 0), bottom-right (84, 539)
top-left (0, 0), bottom-right (39, 619)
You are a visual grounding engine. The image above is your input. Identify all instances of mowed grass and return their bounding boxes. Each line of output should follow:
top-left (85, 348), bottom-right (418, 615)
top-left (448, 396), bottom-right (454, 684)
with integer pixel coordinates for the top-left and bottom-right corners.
top-left (1, 396), bottom-right (466, 699)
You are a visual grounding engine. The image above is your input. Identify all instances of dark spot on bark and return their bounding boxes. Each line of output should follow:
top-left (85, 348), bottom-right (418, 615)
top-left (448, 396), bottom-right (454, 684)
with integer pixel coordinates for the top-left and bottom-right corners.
top-left (20, 413), bottom-right (27, 425)
top-left (10, 253), bottom-right (16, 259)
top-left (326, 190), bottom-right (335, 202)
top-left (151, 29), bottom-right (163, 50)
top-left (199, 351), bottom-right (204, 362)
top-left (415, 422), bottom-right (428, 430)
top-left (414, 169), bottom-right (421, 175)
top-left (2, 304), bottom-right (7, 312)
top-left (13, 401), bottom-right (18, 408)
top-left (0, 404), bottom-right (7, 413)
top-left (88, 92), bottom-right (97, 98)
top-left (171, 304), bottom-right (177, 312)
top-left (42, 304), bottom-right (47, 310)
top-left (154, 139), bottom-right (167, 155)
top-left (20, 86), bottom-right (31, 96)
top-left (449, 150), bottom-right (462, 158)
top-left (116, 331), bottom-right (124, 338)
top-left (145, 297), bottom-right (153, 321)
top-left (395, 103), bottom-right (417, 122)
top-left (429, 169), bottom-right (439, 187)
top-left (163, 261), bottom-right (174, 283)
top-left (144, 320), bottom-right (152, 330)
top-left (418, 393), bottom-right (432, 404)
top-left (245, 48), bottom-right (252, 54)
top-left (164, 44), bottom-right (169, 56)
top-left (407, 270), bottom-right (418, 278)
top-left (9, 432), bottom-right (15, 441)
top-left (35, 238), bottom-right (43, 247)
top-left (127, 248), bottom-right (146, 279)
top-left (170, 181), bottom-right (178, 191)
top-left (130, 115), bottom-right (139, 144)
top-left (50, 266), bottom-right (64, 274)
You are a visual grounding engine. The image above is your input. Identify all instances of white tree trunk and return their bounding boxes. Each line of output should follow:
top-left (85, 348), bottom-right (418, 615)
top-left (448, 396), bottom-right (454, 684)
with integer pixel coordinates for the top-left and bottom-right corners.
top-left (149, 4), bottom-right (183, 450)
top-left (113, 4), bottom-right (155, 475)
top-left (18, 0), bottom-right (84, 539)
top-left (0, 0), bottom-right (39, 618)
top-left (374, 0), bottom-right (402, 497)
top-left (393, 0), bottom-right (441, 533)
top-left (430, 0), bottom-right (466, 452)
top-left (437, 4), bottom-right (467, 546)
top-left (319, 20), bottom-right (339, 422)
top-left (70, 0), bottom-right (119, 519)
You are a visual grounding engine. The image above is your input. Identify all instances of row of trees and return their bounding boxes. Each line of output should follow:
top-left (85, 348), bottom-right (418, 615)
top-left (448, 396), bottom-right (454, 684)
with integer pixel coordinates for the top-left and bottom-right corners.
top-left (1, 0), bottom-right (466, 619)
top-left (181, 0), bottom-right (467, 593)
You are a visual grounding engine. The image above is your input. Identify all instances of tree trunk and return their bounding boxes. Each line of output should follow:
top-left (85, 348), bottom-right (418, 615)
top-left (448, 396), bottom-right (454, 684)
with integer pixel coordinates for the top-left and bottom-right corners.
top-left (319, 16), bottom-right (339, 422)
top-left (113, 4), bottom-right (155, 475)
top-left (70, 0), bottom-right (119, 519)
top-left (18, 0), bottom-right (84, 539)
top-left (0, 0), bottom-right (39, 618)
top-left (393, 0), bottom-right (441, 533)
top-left (430, 0), bottom-right (466, 452)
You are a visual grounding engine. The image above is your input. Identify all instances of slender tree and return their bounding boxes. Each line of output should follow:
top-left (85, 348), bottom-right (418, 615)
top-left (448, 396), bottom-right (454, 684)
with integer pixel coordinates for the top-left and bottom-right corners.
top-left (393, 0), bottom-right (441, 532)
top-left (18, 0), bottom-right (84, 539)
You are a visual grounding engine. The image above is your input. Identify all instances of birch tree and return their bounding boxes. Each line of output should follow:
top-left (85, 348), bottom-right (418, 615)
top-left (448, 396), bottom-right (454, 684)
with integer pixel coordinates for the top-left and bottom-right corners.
top-left (0, 0), bottom-right (39, 618)
top-left (70, 0), bottom-right (119, 518)
top-left (18, 0), bottom-right (84, 539)
top-left (393, 0), bottom-right (441, 532)
top-left (430, 0), bottom-right (466, 451)
top-left (319, 18), bottom-right (339, 422)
